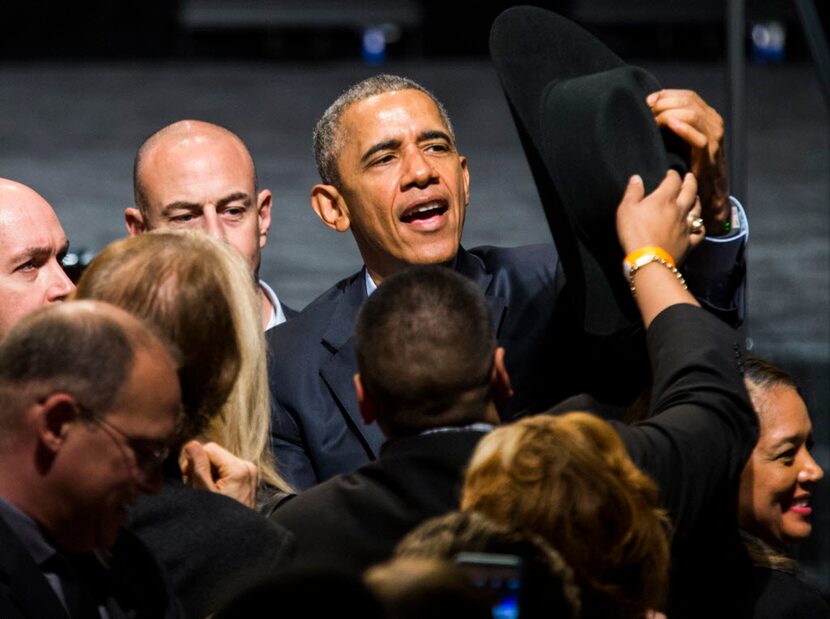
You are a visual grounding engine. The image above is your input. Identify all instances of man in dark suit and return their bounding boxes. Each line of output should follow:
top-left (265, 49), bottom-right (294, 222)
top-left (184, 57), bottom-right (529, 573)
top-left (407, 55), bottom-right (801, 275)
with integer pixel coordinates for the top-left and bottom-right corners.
top-left (271, 265), bottom-right (511, 572)
top-left (0, 301), bottom-right (182, 618)
top-left (126, 119), bottom-right (296, 329)
top-left (267, 74), bottom-right (748, 490)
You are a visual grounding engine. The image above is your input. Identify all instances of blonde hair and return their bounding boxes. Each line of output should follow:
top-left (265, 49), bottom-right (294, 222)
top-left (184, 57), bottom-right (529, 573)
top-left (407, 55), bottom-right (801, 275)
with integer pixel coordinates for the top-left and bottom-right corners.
top-left (74, 230), bottom-right (289, 492)
top-left (461, 412), bottom-right (670, 619)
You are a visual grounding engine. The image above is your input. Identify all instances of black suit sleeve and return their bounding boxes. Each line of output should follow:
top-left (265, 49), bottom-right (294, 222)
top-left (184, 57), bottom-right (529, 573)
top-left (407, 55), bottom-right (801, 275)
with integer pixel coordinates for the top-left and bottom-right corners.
top-left (610, 303), bottom-right (758, 547)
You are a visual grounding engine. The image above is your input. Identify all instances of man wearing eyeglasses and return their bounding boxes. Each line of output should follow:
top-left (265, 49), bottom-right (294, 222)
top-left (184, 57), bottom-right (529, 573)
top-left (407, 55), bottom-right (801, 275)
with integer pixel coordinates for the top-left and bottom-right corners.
top-left (0, 301), bottom-right (183, 618)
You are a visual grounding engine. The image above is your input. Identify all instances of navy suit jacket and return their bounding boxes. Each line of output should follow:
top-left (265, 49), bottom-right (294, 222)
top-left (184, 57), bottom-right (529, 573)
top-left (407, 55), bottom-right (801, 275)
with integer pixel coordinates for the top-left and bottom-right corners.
top-left (267, 244), bottom-right (571, 489)
top-left (267, 239), bottom-right (746, 490)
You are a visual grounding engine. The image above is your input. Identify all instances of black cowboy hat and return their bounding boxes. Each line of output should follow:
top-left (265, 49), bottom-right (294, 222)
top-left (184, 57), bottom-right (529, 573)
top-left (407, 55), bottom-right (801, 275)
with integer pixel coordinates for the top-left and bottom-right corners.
top-left (490, 5), bottom-right (689, 337)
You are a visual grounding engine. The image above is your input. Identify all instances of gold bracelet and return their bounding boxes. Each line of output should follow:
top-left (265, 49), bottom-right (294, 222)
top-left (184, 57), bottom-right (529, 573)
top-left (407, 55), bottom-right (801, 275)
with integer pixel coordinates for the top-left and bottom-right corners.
top-left (627, 256), bottom-right (687, 297)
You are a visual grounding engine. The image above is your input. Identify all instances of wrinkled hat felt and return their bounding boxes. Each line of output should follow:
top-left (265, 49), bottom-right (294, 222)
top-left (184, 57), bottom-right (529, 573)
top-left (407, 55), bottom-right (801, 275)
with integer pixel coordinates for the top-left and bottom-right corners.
top-left (490, 5), bottom-right (689, 337)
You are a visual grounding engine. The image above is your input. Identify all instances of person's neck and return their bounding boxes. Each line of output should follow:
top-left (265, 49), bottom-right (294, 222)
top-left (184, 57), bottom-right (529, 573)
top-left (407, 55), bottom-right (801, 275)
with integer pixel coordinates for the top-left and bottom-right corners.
top-left (259, 285), bottom-right (273, 329)
top-left (365, 255), bottom-right (458, 288)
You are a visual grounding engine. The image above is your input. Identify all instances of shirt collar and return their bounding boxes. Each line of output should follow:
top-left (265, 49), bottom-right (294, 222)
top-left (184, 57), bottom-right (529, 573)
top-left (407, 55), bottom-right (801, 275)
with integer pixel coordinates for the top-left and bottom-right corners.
top-left (260, 279), bottom-right (287, 330)
top-left (364, 268), bottom-right (379, 297)
top-left (0, 496), bottom-right (59, 567)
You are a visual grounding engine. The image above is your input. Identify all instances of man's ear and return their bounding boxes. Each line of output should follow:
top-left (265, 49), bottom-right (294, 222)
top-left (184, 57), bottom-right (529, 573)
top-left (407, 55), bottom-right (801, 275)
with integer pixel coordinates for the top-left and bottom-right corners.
top-left (459, 155), bottom-right (471, 207)
top-left (257, 189), bottom-right (273, 249)
top-left (36, 394), bottom-right (79, 453)
top-left (125, 207), bottom-right (147, 236)
top-left (490, 347), bottom-right (513, 403)
top-left (311, 184), bottom-right (351, 233)
top-left (354, 373), bottom-right (376, 425)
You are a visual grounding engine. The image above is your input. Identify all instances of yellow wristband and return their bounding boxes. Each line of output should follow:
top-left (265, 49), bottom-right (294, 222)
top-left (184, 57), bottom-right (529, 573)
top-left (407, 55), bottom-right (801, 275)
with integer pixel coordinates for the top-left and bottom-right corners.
top-left (622, 246), bottom-right (687, 297)
top-left (623, 246), bottom-right (675, 271)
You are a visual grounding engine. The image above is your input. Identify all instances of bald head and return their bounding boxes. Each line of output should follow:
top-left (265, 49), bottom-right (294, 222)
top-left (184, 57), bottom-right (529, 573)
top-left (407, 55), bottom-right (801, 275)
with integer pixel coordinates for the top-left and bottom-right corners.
top-left (0, 178), bottom-right (75, 337)
top-left (127, 120), bottom-right (272, 278)
top-left (133, 120), bottom-right (256, 215)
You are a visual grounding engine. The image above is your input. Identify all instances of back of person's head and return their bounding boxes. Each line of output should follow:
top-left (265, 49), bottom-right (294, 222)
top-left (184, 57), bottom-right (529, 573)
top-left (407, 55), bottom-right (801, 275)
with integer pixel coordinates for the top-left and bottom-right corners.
top-left (354, 265), bottom-right (495, 438)
top-left (366, 557), bottom-right (492, 619)
top-left (214, 566), bottom-right (385, 618)
top-left (0, 301), bottom-right (177, 444)
top-left (461, 412), bottom-right (669, 619)
top-left (74, 230), bottom-right (244, 444)
top-left (395, 510), bottom-right (581, 619)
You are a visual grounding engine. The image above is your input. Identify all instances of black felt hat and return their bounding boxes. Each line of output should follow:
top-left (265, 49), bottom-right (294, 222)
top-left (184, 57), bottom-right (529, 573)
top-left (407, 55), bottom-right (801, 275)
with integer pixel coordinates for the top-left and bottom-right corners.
top-left (490, 6), bottom-right (689, 337)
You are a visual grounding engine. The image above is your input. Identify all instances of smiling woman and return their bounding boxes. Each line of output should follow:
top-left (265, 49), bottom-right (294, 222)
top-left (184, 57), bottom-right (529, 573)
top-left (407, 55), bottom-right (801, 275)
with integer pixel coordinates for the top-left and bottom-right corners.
top-left (737, 355), bottom-right (828, 617)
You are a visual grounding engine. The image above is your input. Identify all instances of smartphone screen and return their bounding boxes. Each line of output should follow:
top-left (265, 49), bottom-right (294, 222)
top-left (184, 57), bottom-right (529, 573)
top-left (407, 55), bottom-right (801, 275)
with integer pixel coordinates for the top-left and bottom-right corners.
top-left (455, 552), bottom-right (523, 619)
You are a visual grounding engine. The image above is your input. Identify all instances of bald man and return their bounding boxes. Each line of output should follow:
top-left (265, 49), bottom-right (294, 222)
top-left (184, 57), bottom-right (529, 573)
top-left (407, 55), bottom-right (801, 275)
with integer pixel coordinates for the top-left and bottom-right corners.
top-left (0, 178), bottom-right (75, 338)
top-left (126, 120), bottom-right (294, 329)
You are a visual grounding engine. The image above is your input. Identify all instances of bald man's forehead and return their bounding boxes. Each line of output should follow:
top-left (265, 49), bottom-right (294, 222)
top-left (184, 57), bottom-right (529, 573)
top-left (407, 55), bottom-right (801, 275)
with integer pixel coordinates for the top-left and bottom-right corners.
top-left (0, 183), bottom-right (62, 233)
top-left (139, 132), bottom-right (255, 190)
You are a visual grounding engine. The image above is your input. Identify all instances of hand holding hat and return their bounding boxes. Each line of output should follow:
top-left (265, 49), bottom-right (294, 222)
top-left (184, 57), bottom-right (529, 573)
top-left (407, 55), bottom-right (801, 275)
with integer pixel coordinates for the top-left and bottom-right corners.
top-left (490, 6), bottom-right (693, 337)
top-left (648, 89), bottom-right (730, 235)
top-left (616, 171), bottom-right (705, 264)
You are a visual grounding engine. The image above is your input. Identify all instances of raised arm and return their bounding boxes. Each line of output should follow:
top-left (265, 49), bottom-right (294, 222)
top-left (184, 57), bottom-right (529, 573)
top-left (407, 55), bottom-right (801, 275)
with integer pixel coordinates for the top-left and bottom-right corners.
top-left (610, 171), bottom-right (757, 547)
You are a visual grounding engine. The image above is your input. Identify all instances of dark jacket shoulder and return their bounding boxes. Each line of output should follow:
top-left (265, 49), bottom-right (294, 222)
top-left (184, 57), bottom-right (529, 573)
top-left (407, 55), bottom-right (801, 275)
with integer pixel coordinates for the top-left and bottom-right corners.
top-left (271, 429), bottom-right (487, 573)
top-left (128, 478), bottom-right (294, 618)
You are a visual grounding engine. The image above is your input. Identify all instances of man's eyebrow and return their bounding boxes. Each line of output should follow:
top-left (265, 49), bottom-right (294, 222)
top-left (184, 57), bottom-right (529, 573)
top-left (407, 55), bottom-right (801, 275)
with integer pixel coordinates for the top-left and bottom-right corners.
top-left (6, 245), bottom-right (51, 267)
top-left (161, 192), bottom-right (253, 216)
top-left (360, 139), bottom-right (401, 165)
top-left (216, 192), bottom-right (252, 208)
top-left (418, 130), bottom-right (453, 144)
top-left (161, 201), bottom-right (201, 216)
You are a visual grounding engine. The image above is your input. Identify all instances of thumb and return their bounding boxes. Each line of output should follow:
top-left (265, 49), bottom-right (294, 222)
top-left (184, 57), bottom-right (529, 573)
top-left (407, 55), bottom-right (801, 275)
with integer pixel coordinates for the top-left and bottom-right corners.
top-left (182, 440), bottom-right (215, 491)
top-left (620, 174), bottom-right (645, 206)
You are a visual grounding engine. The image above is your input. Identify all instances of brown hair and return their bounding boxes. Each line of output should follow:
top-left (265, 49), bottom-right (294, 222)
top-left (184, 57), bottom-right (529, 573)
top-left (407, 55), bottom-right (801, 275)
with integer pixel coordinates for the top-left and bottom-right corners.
top-left (461, 412), bottom-right (670, 619)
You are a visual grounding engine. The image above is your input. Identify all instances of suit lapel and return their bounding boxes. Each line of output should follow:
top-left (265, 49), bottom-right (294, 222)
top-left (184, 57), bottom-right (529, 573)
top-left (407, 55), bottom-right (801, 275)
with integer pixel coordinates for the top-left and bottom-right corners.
top-left (454, 248), bottom-right (508, 336)
top-left (319, 270), bottom-right (385, 458)
top-left (0, 516), bottom-right (71, 618)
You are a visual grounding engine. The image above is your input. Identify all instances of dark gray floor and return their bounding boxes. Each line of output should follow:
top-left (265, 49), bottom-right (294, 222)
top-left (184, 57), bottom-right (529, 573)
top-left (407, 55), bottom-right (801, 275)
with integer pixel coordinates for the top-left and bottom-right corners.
top-left (1, 57), bottom-right (828, 587)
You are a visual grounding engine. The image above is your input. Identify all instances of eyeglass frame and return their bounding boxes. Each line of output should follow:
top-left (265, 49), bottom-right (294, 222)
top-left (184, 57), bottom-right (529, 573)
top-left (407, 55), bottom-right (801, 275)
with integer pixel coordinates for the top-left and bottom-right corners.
top-left (78, 405), bottom-right (171, 480)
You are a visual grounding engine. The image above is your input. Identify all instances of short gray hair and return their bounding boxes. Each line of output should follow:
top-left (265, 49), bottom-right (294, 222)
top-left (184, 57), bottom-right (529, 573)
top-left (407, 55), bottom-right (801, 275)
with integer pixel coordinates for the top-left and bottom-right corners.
top-left (313, 74), bottom-right (455, 188)
top-left (0, 301), bottom-right (177, 440)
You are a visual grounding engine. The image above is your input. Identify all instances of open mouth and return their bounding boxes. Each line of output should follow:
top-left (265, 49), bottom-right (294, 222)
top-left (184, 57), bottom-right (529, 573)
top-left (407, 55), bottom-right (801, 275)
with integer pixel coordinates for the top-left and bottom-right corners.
top-left (788, 495), bottom-right (813, 516)
top-left (400, 201), bottom-right (448, 223)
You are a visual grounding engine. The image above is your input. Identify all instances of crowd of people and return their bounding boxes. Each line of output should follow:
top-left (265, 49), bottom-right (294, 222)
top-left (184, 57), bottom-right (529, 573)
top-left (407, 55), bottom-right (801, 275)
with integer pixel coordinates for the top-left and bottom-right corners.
top-left (0, 6), bottom-right (826, 619)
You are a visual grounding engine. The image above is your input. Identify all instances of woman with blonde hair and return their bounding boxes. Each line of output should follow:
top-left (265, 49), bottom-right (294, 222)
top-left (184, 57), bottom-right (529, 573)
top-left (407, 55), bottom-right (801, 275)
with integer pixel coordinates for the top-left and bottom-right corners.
top-left (75, 229), bottom-right (290, 499)
top-left (73, 229), bottom-right (294, 617)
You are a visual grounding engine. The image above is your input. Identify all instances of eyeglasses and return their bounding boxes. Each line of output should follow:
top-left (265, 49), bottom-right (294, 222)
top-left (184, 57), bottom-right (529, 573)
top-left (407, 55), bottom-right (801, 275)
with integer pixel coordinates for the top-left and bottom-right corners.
top-left (91, 416), bottom-right (171, 480)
